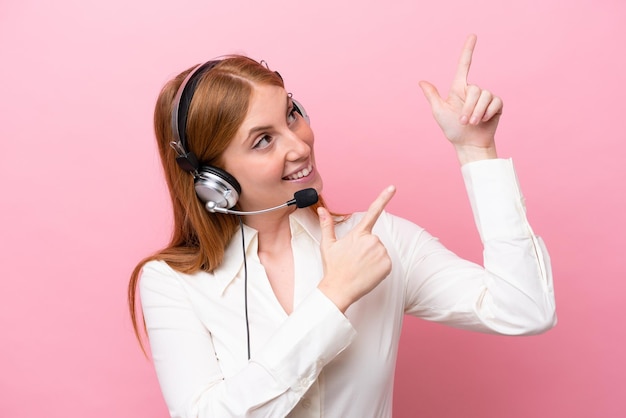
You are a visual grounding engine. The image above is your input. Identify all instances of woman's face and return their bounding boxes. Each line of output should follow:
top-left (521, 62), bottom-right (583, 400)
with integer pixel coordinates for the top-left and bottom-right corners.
top-left (220, 84), bottom-right (322, 213)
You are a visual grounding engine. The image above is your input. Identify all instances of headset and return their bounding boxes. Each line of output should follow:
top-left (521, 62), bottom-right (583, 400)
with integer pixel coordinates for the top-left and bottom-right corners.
top-left (169, 59), bottom-right (310, 211)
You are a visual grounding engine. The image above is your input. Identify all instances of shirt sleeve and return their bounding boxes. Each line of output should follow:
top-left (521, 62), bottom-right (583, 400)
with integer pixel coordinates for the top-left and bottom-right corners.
top-left (396, 158), bottom-right (556, 335)
top-left (140, 261), bottom-right (356, 418)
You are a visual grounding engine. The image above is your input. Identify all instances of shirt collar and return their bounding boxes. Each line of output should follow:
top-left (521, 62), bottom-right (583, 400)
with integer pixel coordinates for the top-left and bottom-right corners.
top-left (212, 209), bottom-right (322, 294)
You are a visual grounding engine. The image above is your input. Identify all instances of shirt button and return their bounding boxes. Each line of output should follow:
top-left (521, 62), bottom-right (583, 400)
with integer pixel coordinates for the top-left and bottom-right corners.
top-left (300, 378), bottom-right (308, 388)
top-left (301, 398), bottom-right (311, 409)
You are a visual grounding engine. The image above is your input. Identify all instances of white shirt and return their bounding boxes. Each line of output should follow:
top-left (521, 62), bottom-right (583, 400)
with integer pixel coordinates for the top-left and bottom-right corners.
top-left (140, 158), bottom-right (556, 418)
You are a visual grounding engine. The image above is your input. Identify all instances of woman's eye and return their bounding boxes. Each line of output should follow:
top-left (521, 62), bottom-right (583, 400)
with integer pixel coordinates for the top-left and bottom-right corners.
top-left (287, 107), bottom-right (299, 125)
top-left (253, 135), bottom-right (273, 149)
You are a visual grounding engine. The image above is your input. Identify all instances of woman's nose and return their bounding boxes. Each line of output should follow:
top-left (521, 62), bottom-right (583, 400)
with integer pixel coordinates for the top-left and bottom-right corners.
top-left (283, 130), bottom-right (310, 161)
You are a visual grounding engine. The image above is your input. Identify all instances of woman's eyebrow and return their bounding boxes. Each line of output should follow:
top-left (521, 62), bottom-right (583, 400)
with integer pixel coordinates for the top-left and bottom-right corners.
top-left (245, 95), bottom-right (292, 140)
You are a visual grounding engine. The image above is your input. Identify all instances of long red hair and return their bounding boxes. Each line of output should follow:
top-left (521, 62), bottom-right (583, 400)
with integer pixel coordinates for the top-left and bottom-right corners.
top-left (128, 56), bottom-right (328, 349)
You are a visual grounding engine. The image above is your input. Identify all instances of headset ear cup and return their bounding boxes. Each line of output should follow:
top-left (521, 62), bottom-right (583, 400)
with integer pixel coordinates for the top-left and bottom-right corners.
top-left (194, 166), bottom-right (241, 209)
top-left (292, 99), bottom-right (310, 125)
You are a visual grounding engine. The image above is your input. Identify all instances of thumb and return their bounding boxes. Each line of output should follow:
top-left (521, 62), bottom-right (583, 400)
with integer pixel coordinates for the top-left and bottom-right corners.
top-left (318, 207), bottom-right (336, 246)
top-left (418, 80), bottom-right (442, 108)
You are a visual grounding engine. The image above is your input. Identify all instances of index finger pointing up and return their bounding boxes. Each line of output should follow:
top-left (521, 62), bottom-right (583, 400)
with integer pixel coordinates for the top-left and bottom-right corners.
top-left (356, 185), bottom-right (396, 233)
top-left (452, 34), bottom-right (478, 91)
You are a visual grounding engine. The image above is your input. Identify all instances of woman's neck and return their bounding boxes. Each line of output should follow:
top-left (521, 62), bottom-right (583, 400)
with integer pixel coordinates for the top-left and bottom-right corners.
top-left (243, 207), bottom-right (295, 253)
top-left (245, 208), bottom-right (296, 315)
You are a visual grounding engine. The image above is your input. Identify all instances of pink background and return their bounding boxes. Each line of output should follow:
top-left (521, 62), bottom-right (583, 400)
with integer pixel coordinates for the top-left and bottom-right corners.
top-left (1, 0), bottom-right (624, 417)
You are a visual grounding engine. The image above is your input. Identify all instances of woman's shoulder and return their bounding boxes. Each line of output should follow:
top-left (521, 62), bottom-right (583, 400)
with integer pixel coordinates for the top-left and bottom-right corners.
top-left (139, 259), bottom-right (179, 290)
top-left (140, 259), bottom-right (218, 292)
top-left (142, 259), bottom-right (176, 276)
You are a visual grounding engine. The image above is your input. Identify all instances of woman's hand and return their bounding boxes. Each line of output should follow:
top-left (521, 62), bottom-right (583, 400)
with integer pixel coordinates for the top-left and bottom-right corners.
top-left (317, 186), bottom-right (396, 313)
top-left (419, 34), bottom-right (503, 165)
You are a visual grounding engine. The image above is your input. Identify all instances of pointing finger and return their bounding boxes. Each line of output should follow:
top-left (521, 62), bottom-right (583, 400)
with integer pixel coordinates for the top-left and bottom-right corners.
top-left (356, 185), bottom-right (396, 233)
top-left (452, 34), bottom-right (477, 92)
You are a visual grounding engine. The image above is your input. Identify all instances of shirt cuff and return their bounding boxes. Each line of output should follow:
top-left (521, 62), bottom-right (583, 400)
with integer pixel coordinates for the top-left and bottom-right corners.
top-left (461, 158), bottom-right (531, 242)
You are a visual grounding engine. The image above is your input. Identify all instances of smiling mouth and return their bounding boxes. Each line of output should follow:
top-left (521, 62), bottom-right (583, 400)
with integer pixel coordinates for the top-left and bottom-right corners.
top-left (283, 163), bottom-right (313, 181)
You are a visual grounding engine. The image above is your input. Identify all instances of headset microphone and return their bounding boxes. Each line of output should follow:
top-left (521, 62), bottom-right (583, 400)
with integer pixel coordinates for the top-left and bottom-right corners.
top-left (206, 188), bottom-right (318, 215)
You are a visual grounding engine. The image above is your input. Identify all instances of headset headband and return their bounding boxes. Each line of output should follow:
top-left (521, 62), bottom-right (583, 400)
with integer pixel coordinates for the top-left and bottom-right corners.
top-left (168, 58), bottom-right (307, 174)
top-left (170, 60), bottom-right (221, 172)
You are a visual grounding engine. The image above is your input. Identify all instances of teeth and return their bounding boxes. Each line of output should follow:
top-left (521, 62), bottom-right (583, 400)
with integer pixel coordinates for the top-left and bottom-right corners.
top-left (286, 164), bottom-right (312, 180)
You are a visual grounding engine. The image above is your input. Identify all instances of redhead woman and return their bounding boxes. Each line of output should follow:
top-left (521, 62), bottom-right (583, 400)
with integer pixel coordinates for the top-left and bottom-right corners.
top-left (129, 35), bottom-right (556, 418)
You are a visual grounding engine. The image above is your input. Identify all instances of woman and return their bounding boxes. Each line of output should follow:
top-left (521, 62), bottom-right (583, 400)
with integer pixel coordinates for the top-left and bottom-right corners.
top-left (129, 35), bottom-right (556, 417)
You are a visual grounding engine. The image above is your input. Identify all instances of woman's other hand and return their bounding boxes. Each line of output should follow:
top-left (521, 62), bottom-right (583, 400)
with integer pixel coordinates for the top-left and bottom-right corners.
top-left (419, 34), bottom-right (502, 165)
